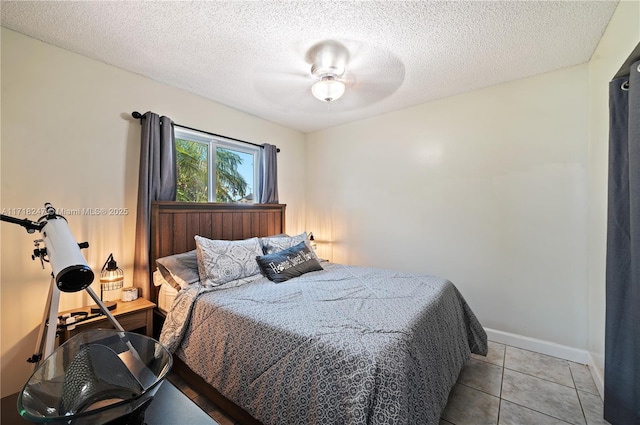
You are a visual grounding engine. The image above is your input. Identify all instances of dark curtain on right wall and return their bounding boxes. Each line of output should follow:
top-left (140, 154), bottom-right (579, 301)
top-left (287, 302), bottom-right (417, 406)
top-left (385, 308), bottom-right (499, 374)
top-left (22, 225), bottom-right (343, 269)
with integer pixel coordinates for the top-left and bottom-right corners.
top-left (605, 54), bottom-right (640, 425)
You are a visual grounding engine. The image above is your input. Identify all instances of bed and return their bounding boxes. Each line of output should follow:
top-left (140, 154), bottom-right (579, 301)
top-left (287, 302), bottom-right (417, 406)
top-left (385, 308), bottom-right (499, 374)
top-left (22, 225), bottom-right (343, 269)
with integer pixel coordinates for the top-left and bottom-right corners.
top-left (149, 201), bottom-right (487, 425)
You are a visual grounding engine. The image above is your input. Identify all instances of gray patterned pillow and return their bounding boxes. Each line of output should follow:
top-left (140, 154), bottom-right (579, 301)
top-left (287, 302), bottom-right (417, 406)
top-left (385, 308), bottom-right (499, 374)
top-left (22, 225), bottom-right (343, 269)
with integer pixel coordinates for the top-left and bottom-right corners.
top-left (195, 236), bottom-right (263, 287)
top-left (261, 232), bottom-right (320, 261)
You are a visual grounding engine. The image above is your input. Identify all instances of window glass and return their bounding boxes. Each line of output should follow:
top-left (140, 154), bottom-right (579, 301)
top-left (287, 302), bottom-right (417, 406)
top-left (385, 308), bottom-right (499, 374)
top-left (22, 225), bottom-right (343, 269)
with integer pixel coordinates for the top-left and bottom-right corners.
top-left (176, 138), bottom-right (208, 202)
top-left (216, 147), bottom-right (255, 203)
top-left (175, 129), bottom-right (259, 203)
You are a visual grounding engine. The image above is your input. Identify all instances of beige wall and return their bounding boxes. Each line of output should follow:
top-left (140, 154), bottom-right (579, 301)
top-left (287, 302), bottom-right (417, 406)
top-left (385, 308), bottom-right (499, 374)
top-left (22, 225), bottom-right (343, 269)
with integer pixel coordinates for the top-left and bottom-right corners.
top-left (586, 0), bottom-right (640, 376)
top-left (306, 66), bottom-right (591, 349)
top-left (0, 28), bottom-right (306, 396)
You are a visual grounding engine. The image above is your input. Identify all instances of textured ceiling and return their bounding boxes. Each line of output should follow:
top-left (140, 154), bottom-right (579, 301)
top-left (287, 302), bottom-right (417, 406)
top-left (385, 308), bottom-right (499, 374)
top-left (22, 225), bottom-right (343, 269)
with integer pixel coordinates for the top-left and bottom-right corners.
top-left (1, 1), bottom-right (618, 133)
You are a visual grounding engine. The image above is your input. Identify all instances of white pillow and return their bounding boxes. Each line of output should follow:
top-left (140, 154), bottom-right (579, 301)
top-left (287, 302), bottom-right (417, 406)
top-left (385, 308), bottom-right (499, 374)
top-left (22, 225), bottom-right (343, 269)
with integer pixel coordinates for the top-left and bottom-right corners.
top-left (195, 236), bottom-right (263, 287)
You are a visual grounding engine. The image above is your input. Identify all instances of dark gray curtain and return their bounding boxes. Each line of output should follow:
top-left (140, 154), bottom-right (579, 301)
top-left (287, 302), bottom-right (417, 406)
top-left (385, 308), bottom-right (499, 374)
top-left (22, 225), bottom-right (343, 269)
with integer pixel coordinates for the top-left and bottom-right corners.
top-left (259, 143), bottom-right (279, 203)
top-left (133, 112), bottom-right (176, 299)
top-left (605, 59), bottom-right (640, 425)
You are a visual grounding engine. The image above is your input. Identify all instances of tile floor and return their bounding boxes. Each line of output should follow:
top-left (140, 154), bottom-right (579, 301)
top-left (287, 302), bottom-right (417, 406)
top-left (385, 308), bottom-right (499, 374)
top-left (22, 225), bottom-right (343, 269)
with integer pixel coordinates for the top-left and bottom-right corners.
top-left (167, 341), bottom-right (610, 425)
top-left (440, 341), bottom-right (609, 425)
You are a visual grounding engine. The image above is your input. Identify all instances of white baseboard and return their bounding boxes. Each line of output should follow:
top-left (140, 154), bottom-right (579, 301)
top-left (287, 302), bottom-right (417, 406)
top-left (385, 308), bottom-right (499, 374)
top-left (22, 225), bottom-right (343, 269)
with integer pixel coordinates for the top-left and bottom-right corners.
top-left (484, 328), bottom-right (589, 363)
top-left (587, 351), bottom-right (605, 399)
top-left (484, 328), bottom-right (605, 399)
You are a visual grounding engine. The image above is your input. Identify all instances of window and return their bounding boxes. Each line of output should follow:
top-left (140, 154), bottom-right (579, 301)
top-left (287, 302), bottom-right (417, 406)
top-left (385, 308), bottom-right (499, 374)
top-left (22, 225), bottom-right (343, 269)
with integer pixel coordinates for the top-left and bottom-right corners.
top-left (175, 128), bottom-right (260, 203)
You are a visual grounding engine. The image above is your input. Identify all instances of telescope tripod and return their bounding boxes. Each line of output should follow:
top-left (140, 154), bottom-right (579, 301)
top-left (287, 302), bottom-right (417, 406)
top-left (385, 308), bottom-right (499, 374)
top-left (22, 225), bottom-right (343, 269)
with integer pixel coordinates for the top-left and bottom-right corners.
top-left (30, 275), bottom-right (126, 368)
top-left (32, 277), bottom-right (157, 391)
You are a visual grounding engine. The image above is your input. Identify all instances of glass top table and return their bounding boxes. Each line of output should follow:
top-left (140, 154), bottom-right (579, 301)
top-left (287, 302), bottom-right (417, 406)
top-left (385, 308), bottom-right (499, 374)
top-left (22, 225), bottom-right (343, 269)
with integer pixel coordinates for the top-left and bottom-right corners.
top-left (3, 380), bottom-right (219, 425)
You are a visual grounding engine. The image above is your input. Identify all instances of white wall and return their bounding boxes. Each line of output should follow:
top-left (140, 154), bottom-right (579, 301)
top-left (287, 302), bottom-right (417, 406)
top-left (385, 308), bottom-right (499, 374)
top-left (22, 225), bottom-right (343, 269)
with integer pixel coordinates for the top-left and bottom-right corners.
top-left (307, 65), bottom-right (591, 349)
top-left (586, 0), bottom-right (640, 376)
top-left (0, 28), bottom-right (306, 397)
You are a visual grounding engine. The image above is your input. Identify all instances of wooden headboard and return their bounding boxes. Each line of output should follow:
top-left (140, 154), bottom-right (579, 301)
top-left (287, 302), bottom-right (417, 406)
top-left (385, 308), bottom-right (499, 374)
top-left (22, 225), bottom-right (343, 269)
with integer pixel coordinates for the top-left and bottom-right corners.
top-left (149, 201), bottom-right (286, 303)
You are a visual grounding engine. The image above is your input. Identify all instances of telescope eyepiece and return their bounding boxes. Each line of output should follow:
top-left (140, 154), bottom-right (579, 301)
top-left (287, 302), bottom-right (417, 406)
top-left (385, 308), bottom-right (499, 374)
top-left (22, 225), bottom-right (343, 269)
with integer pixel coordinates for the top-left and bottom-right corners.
top-left (44, 203), bottom-right (56, 217)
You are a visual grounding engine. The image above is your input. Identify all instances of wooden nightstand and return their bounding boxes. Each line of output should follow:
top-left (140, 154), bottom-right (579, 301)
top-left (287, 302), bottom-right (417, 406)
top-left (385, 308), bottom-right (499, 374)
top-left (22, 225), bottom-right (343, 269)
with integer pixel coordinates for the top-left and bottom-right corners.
top-left (57, 298), bottom-right (156, 345)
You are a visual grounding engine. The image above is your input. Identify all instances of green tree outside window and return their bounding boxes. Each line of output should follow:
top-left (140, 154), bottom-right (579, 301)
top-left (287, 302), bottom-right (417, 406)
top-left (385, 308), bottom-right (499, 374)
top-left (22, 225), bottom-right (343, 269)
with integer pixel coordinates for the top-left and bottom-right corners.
top-left (176, 139), bottom-right (249, 202)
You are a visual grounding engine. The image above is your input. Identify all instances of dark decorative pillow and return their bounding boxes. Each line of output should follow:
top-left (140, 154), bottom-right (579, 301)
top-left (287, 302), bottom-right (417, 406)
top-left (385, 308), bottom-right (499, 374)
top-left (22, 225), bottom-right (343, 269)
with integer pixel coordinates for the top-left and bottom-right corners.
top-left (256, 241), bottom-right (323, 283)
top-left (260, 232), bottom-right (320, 262)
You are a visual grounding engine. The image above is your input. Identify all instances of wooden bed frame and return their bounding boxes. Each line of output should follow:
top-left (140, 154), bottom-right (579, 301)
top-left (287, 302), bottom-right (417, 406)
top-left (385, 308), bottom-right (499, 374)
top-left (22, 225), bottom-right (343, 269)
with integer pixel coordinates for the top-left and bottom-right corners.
top-left (149, 201), bottom-right (286, 424)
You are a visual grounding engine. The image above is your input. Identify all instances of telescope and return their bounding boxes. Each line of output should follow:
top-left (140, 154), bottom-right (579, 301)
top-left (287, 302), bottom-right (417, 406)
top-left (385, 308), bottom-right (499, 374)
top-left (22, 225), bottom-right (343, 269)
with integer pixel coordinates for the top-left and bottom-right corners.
top-left (2, 203), bottom-right (170, 424)
top-left (2, 203), bottom-right (94, 292)
top-left (0, 203), bottom-right (123, 363)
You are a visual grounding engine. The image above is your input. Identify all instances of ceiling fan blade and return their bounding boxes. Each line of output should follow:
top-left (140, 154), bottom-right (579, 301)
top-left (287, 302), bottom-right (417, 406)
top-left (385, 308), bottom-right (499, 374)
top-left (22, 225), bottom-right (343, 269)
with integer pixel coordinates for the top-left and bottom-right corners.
top-left (253, 69), bottom-right (317, 110)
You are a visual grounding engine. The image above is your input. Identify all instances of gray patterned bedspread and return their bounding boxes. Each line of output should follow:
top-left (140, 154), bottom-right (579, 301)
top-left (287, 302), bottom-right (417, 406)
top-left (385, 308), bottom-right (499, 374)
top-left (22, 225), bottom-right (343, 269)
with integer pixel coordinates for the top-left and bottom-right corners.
top-left (160, 262), bottom-right (487, 425)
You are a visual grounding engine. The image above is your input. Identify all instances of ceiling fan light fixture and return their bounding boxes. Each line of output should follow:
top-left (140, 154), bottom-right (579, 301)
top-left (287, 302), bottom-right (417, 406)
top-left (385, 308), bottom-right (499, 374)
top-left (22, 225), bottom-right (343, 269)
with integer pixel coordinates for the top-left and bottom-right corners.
top-left (311, 76), bottom-right (345, 103)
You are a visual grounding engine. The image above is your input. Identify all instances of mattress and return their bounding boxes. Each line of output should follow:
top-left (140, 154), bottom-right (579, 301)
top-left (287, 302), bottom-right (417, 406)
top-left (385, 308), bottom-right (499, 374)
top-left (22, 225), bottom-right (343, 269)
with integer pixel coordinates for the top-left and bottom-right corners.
top-left (157, 282), bottom-right (178, 314)
top-left (153, 270), bottom-right (178, 314)
top-left (160, 262), bottom-right (487, 425)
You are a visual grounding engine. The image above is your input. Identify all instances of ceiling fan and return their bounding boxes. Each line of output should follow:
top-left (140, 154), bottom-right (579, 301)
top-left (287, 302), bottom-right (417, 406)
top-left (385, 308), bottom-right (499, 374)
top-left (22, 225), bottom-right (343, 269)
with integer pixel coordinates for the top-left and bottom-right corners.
top-left (307, 40), bottom-right (350, 102)
top-left (254, 39), bottom-right (405, 111)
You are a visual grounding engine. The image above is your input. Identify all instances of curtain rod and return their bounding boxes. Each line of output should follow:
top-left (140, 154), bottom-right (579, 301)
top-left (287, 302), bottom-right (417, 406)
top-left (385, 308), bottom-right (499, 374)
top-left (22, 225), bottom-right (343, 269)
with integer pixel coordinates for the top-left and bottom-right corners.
top-left (131, 111), bottom-right (280, 153)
